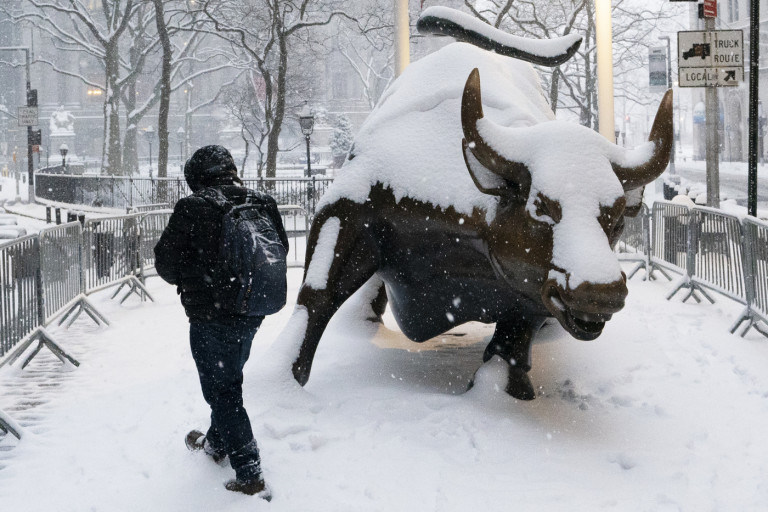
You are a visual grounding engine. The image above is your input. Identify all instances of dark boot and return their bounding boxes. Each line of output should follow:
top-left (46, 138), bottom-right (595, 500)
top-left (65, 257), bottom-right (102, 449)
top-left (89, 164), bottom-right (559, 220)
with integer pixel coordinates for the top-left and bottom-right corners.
top-left (225, 476), bottom-right (272, 500)
top-left (185, 430), bottom-right (227, 465)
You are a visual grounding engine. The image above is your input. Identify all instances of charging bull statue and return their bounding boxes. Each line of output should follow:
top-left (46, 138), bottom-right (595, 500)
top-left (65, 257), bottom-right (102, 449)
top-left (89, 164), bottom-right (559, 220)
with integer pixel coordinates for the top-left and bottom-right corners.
top-left (275, 7), bottom-right (672, 400)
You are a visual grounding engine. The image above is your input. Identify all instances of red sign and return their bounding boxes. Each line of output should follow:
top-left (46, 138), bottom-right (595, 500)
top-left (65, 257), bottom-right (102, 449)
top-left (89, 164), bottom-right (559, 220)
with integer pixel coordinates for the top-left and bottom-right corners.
top-left (703, 0), bottom-right (717, 18)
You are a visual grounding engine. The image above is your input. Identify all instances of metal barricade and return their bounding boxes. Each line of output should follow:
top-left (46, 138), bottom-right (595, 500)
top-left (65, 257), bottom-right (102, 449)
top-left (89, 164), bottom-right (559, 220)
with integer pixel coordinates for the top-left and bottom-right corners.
top-left (138, 210), bottom-right (173, 274)
top-left (615, 204), bottom-right (651, 279)
top-left (278, 205), bottom-right (309, 266)
top-left (651, 201), bottom-right (691, 279)
top-left (689, 207), bottom-right (747, 304)
top-left (38, 222), bottom-right (83, 322)
top-left (731, 216), bottom-right (768, 337)
top-left (0, 235), bottom-right (41, 357)
top-left (83, 214), bottom-right (152, 302)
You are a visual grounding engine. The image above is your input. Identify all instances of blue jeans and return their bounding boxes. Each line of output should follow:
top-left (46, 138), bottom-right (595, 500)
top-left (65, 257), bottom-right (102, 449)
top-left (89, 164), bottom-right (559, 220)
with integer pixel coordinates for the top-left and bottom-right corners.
top-left (189, 319), bottom-right (263, 480)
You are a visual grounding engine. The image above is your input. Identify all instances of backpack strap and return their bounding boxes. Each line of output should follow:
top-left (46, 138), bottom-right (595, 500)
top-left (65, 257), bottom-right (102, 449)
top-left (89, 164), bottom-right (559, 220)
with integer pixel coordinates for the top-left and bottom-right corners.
top-left (196, 187), bottom-right (233, 213)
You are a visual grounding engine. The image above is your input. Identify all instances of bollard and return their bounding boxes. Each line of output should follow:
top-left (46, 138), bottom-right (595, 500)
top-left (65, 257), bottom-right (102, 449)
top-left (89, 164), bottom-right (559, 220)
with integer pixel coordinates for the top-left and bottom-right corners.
top-left (46, 206), bottom-right (52, 224)
top-left (55, 207), bottom-right (61, 225)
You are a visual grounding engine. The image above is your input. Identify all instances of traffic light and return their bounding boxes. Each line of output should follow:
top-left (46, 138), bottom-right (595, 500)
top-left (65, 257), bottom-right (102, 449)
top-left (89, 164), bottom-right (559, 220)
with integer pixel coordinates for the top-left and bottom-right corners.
top-left (27, 89), bottom-right (37, 107)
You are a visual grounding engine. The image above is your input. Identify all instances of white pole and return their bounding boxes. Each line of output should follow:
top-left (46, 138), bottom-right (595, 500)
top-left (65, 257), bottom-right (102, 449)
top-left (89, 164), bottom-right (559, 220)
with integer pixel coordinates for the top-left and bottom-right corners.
top-left (595, 0), bottom-right (615, 141)
top-left (394, 0), bottom-right (410, 77)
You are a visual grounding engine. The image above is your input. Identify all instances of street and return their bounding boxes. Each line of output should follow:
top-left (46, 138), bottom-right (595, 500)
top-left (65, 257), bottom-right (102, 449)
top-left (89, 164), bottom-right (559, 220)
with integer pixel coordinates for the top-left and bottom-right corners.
top-left (672, 161), bottom-right (768, 210)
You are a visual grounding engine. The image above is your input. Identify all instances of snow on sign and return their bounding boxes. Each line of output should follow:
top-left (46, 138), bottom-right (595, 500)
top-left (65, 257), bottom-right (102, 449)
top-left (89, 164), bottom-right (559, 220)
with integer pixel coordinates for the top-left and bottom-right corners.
top-left (17, 106), bottom-right (38, 126)
top-left (677, 30), bottom-right (743, 87)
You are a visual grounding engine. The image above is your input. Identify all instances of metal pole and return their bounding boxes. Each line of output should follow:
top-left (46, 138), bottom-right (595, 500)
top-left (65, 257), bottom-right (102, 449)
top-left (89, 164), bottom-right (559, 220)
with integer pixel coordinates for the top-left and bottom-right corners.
top-left (748, 0), bottom-right (760, 217)
top-left (595, 0), bottom-right (615, 141)
top-left (705, 17), bottom-right (720, 208)
top-left (665, 36), bottom-right (676, 175)
top-left (305, 135), bottom-right (312, 177)
top-left (394, 0), bottom-right (410, 77)
top-left (25, 49), bottom-right (34, 203)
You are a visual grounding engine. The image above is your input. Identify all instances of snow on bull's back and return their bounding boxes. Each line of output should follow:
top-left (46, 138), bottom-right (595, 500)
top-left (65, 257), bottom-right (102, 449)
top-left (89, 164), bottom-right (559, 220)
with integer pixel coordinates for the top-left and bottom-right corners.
top-left (318, 42), bottom-right (554, 217)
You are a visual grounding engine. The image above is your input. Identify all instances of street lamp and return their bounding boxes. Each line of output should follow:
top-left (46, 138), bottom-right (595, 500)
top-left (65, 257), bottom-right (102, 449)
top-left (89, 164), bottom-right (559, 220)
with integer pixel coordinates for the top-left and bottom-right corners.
top-left (298, 102), bottom-right (315, 177)
top-left (143, 125), bottom-right (156, 178)
top-left (659, 35), bottom-right (676, 175)
top-left (59, 143), bottom-right (69, 168)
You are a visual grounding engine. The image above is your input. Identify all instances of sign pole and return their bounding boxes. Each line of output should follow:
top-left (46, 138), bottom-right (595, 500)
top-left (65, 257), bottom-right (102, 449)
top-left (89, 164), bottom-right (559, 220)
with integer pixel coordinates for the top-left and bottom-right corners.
top-left (704, 18), bottom-right (720, 208)
top-left (748, 0), bottom-right (760, 217)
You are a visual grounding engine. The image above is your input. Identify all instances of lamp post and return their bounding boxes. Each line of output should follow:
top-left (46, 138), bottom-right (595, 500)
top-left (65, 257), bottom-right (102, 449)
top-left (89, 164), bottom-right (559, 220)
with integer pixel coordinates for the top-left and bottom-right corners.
top-left (298, 103), bottom-right (315, 177)
top-left (658, 35), bottom-right (676, 175)
top-left (59, 143), bottom-right (69, 168)
top-left (143, 126), bottom-right (155, 178)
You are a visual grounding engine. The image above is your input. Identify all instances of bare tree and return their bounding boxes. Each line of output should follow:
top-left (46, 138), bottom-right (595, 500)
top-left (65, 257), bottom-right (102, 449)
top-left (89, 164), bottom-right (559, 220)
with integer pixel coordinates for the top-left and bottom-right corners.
top-left (465, 0), bottom-right (684, 129)
top-left (3, 0), bottom-right (141, 174)
top-left (193, 0), bottom-right (355, 178)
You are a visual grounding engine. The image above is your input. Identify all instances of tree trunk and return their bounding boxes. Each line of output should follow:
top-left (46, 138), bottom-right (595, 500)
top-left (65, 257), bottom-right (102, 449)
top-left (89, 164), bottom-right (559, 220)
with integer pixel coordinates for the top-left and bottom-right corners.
top-left (154, 0), bottom-right (172, 183)
top-left (122, 81), bottom-right (138, 176)
top-left (103, 44), bottom-right (122, 175)
top-left (264, 31), bottom-right (289, 179)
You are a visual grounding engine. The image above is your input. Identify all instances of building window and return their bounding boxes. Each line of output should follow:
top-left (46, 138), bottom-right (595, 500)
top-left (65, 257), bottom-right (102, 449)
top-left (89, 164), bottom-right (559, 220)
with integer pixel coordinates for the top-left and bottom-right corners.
top-left (728, 0), bottom-right (739, 22)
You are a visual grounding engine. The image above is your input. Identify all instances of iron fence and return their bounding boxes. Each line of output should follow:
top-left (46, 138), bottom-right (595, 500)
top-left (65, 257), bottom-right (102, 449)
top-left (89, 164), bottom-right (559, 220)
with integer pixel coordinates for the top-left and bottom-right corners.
top-left (35, 174), bottom-right (334, 216)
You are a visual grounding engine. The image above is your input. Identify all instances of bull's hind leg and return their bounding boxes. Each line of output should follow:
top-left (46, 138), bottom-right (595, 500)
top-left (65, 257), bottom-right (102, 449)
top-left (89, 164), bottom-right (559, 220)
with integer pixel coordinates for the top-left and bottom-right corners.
top-left (291, 203), bottom-right (379, 386)
top-left (473, 314), bottom-right (546, 400)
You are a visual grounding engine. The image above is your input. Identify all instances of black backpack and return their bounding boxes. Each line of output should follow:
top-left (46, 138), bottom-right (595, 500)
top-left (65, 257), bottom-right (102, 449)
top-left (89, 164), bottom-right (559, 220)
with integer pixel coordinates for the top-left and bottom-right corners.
top-left (200, 188), bottom-right (287, 316)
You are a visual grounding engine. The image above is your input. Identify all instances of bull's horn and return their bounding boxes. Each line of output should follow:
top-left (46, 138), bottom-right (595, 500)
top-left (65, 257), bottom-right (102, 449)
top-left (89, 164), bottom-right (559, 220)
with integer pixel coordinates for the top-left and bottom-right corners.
top-left (612, 90), bottom-right (673, 191)
top-left (461, 68), bottom-right (531, 192)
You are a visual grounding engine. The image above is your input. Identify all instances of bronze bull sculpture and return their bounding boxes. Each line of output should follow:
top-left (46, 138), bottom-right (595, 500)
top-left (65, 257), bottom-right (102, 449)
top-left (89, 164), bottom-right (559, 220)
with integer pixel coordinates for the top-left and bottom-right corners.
top-left (274, 7), bottom-right (672, 400)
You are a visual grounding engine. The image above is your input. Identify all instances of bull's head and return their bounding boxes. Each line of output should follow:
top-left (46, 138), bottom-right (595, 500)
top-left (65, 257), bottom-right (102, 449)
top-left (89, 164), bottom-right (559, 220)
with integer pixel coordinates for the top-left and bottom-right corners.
top-left (461, 68), bottom-right (672, 340)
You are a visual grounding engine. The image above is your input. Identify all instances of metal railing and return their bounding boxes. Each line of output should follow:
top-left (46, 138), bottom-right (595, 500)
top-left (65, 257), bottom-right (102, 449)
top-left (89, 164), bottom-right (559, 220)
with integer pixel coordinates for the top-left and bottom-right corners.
top-left (35, 174), bottom-right (334, 216)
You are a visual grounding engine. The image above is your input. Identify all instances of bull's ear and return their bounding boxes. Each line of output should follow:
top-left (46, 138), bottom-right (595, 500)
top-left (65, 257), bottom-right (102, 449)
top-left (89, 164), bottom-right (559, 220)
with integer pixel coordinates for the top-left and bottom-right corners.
top-left (461, 68), bottom-right (531, 198)
top-left (623, 186), bottom-right (644, 218)
top-left (462, 139), bottom-right (510, 196)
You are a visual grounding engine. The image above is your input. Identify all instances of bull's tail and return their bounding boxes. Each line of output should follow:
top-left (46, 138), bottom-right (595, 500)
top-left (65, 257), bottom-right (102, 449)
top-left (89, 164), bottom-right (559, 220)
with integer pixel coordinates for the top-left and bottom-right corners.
top-left (417, 6), bottom-right (581, 67)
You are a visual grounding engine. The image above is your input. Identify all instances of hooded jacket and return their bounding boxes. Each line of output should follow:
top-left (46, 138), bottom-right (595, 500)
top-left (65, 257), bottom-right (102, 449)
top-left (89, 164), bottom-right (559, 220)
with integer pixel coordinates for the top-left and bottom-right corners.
top-left (154, 145), bottom-right (289, 323)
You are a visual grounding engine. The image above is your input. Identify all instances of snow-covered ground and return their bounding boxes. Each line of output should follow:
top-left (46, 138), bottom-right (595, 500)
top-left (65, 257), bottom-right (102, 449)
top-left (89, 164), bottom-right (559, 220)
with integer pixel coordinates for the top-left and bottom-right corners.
top-left (1, 265), bottom-right (767, 512)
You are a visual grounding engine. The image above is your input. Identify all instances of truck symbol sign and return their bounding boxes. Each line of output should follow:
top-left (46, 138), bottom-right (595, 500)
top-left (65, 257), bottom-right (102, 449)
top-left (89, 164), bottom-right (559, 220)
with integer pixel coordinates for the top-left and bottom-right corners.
top-left (683, 43), bottom-right (711, 60)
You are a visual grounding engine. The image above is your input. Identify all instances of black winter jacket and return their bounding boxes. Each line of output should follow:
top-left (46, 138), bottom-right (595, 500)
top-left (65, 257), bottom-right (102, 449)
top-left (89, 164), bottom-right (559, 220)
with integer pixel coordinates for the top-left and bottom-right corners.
top-left (154, 184), bottom-right (289, 323)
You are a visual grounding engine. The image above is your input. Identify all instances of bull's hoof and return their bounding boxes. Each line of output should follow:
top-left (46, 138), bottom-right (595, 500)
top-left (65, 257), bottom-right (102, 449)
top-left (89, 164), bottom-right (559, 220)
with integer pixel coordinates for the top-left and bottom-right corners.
top-left (468, 356), bottom-right (536, 400)
top-left (505, 366), bottom-right (536, 401)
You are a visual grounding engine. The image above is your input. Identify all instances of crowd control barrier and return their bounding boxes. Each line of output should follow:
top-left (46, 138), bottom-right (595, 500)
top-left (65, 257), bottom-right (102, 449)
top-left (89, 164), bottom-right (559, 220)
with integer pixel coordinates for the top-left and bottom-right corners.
top-left (615, 201), bottom-right (768, 338)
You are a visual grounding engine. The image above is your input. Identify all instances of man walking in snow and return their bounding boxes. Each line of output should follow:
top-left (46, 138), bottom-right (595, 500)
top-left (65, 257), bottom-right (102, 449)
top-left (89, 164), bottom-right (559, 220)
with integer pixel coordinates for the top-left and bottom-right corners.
top-left (154, 145), bottom-right (288, 499)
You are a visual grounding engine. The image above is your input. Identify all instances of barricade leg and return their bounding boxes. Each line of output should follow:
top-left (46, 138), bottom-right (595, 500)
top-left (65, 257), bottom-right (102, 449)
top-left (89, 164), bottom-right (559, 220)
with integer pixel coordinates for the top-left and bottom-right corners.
top-left (0, 327), bottom-right (80, 370)
top-left (0, 409), bottom-right (23, 440)
top-left (110, 275), bottom-right (155, 304)
top-left (729, 306), bottom-right (768, 339)
top-left (57, 294), bottom-right (110, 329)
top-left (666, 276), bottom-right (716, 304)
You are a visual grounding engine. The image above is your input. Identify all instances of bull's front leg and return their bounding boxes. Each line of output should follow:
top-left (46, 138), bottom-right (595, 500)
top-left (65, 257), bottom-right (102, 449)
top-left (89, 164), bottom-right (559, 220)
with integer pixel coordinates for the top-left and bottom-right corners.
top-left (473, 314), bottom-right (547, 400)
top-left (289, 204), bottom-right (379, 386)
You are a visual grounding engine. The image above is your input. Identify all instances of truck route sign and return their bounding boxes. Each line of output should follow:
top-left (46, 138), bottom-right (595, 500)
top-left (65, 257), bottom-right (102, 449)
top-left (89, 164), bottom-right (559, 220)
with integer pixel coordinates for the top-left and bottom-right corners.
top-left (677, 30), bottom-right (744, 87)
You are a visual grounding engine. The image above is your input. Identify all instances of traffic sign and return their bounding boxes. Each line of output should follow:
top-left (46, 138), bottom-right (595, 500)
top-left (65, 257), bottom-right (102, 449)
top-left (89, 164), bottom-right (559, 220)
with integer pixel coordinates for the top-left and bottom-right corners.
top-left (678, 30), bottom-right (744, 87)
top-left (17, 106), bottom-right (38, 126)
